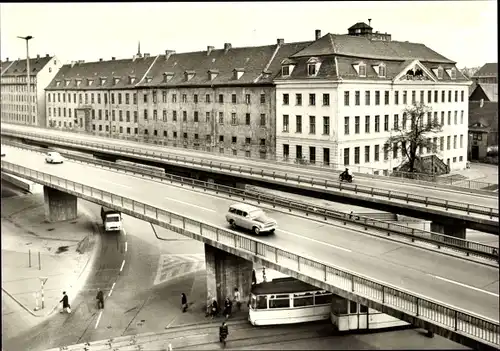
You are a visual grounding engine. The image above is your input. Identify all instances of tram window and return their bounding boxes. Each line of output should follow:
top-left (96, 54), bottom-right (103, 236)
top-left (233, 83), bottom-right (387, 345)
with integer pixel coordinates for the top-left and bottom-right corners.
top-left (349, 301), bottom-right (358, 314)
top-left (314, 293), bottom-right (332, 305)
top-left (332, 295), bottom-right (348, 315)
top-left (360, 304), bottom-right (368, 313)
top-left (293, 293), bottom-right (313, 307)
top-left (256, 296), bottom-right (268, 309)
top-left (269, 298), bottom-right (290, 309)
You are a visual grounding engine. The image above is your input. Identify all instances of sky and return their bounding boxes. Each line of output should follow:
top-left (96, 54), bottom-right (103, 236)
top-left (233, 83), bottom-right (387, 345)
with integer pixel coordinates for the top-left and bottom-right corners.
top-left (0, 1), bottom-right (497, 68)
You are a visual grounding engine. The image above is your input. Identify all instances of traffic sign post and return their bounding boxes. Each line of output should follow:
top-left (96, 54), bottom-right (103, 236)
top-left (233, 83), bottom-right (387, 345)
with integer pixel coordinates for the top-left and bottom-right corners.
top-left (39, 277), bottom-right (48, 309)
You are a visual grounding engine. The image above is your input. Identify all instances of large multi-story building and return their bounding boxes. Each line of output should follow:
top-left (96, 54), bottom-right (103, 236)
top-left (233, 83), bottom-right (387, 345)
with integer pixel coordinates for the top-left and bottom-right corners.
top-left (275, 22), bottom-right (471, 172)
top-left (1, 54), bottom-right (61, 127)
top-left (45, 40), bottom-right (311, 157)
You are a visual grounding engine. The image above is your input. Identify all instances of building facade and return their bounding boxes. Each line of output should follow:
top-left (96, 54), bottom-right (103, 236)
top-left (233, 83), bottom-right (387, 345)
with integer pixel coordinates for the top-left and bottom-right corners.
top-left (1, 55), bottom-right (61, 127)
top-left (45, 40), bottom-right (311, 158)
top-left (274, 24), bottom-right (471, 173)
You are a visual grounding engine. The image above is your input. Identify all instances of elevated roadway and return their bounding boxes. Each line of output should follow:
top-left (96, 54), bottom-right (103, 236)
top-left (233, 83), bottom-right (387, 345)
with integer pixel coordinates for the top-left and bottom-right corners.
top-left (1, 145), bottom-right (498, 322)
top-left (1, 124), bottom-right (498, 236)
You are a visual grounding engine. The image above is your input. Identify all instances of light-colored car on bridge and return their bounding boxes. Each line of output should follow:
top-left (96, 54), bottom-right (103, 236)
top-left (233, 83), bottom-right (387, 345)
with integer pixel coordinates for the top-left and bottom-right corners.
top-left (45, 151), bottom-right (64, 164)
top-left (226, 203), bottom-right (277, 235)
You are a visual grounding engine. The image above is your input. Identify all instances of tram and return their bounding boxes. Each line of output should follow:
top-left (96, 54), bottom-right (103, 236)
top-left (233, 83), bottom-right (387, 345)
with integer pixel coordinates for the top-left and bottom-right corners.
top-left (249, 277), bottom-right (409, 331)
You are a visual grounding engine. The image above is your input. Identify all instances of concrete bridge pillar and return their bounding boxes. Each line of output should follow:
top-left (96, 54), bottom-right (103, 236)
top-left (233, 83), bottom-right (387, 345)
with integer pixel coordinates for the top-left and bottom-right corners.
top-left (205, 244), bottom-right (253, 309)
top-left (430, 220), bottom-right (466, 240)
top-left (43, 186), bottom-right (77, 222)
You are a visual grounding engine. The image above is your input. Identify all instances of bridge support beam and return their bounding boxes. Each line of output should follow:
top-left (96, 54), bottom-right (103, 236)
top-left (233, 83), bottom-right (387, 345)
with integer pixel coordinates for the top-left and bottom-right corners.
top-left (43, 186), bottom-right (77, 222)
top-left (430, 220), bottom-right (466, 239)
top-left (205, 244), bottom-right (253, 309)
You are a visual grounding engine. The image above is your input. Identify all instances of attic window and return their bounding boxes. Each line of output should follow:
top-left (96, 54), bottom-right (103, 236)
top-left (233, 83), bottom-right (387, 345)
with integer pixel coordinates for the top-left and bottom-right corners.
top-left (359, 63), bottom-right (366, 77)
top-left (163, 72), bottom-right (174, 83)
top-left (233, 69), bottom-right (244, 80)
top-left (437, 66), bottom-right (444, 79)
top-left (88, 79), bottom-right (93, 86)
top-left (100, 78), bottom-right (106, 86)
top-left (282, 66), bottom-right (290, 76)
top-left (56, 81), bottom-right (61, 87)
top-left (450, 68), bottom-right (457, 80)
top-left (65, 80), bottom-right (70, 86)
top-left (114, 78), bottom-right (120, 85)
top-left (208, 70), bottom-right (218, 81)
top-left (378, 64), bottom-right (386, 78)
top-left (145, 77), bottom-right (152, 83)
top-left (308, 64), bottom-right (316, 76)
top-left (76, 80), bottom-right (81, 87)
top-left (184, 71), bottom-right (195, 81)
top-left (129, 76), bottom-right (136, 84)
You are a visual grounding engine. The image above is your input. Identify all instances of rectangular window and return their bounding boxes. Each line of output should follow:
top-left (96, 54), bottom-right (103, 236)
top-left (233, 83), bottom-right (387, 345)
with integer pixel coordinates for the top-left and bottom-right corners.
top-left (323, 117), bottom-right (329, 135)
top-left (260, 94), bottom-right (265, 104)
top-left (218, 112), bottom-right (223, 124)
top-left (309, 93), bottom-right (316, 106)
top-left (411, 90), bottom-right (416, 104)
top-left (194, 94), bottom-right (198, 103)
top-left (354, 116), bottom-right (360, 134)
top-left (461, 90), bottom-right (464, 102)
top-left (393, 114), bottom-right (399, 130)
top-left (283, 144), bottom-right (289, 158)
top-left (206, 112), bottom-right (211, 122)
top-left (194, 111), bottom-right (199, 122)
top-left (375, 91), bottom-right (380, 105)
top-left (441, 111), bottom-right (445, 125)
top-left (283, 93), bottom-right (289, 105)
top-left (393, 143), bottom-right (398, 159)
top-left (219, 94), bottom-right (224, 103)
top-left (143, 109), bottom-right (148, 120)
top-left (309, 146), bottom-right (315, 163)
top-left (394, 91), bottom-right (398, 105)
top-left (344, 148), bottom-right (349, 165)
top-left (427, 112), bottom-right (432, 126)
top-left (182, 94), bottom-right (187, 103)
top-left (206, 94), bottom-right (211, 103)
top-left (309, 116), bottom-right (316, 134)
top-left (245, 113), bottom-right (250, 125)
top-left (434, 91), bottom-right (438, 103)
top-left (383, 115), bottom-right (389, 131)
top-left (143, 93), bottom-right (147, 103)
top-left (440, 136), bottom-right (444, 151)
top-left (231, 113), bottom-right (237, 125)
top-left (183, 111), bottom-right (187, 122)
top-left (460, 111), bottom-right (464, 124)
top-left (245, 94), bottom-right (250, 104)
top-left (354, 147), bottom-right (360, 164)
top-left (428, 90), bottom-right (432, 103)
top-left (231, 94), bottom-right (236, 104)
top-left (133, 93), bottom-right (137, 104)
top-left (448, 90), bottom-right (452, 102)
top-left (454, 90), bottom-right (458, 102)
top-left (323, 93), bottom-right (330, 106)
top-left (454, 135), bottom-right (457, 149)
top-left (447, 136), bottom-right (451, 150)
top-left (162, 91), bottom-right (167, 103)
top-left (260, 114), bottom-right (266, 126)
top-left (283, 115), bottom-right (289, 132)
top-left (296, 94), bottom-right (302, 106)
top-left (433, 112), bottom-right (438, 124)
top-left (403, 91), bottom-right (407, 104)
top-left (127, 111), bottom-right (131, 122)
top-left (375, 115), bottom-right (380, 132)
top-left (460, 134), bottom-right (463, 148)
top-left (375, 145), bottom-right (380, 161)
top-left (447, 111), bottom-right (451, 125)
top-left (111, 110), bottom-right (115, 121)
top-left (441, 90), bottom-right (445, 103)
top-left (420, 90), bottom-right (424, 103)
top-left (172, 111), bottom-right (177, 121)
top-left (355, 91), bottom-right (360, 106)
top-left (344, 91), bottom-right (349, 106)
top-left (118, 93), bottom-right (122, 104)
top-left (119, 110), bottom-right (124, 121)
top-left (384, 91), bottom-right (389, 105)
top-left (366, 91), bottom-right (371, 105)
top-left (365, 145), bottom-right (370, 163)
top-left (172, 94), bottom-right (178, 103)
top-left (344, 117), bottom-right (349, 135)
top-left (365, 116), bottom-right (370, 133)
top-left (384, 144), bottom-right (389, 160)
top-left (296, 115), bottom-right (302, 133)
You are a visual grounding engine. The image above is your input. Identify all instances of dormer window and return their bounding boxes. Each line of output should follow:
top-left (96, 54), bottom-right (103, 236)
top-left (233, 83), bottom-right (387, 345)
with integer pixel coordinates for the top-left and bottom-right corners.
top-left (359, 63), bottom-right (366, 77)
top-left (450, 67), bottom-right (457, 80)
top-left (282, 66), bottom-right (290, 76)
top-left (56, 81), bottom-right (61, 87)
top-left (76, 80), bottom-right (81, 87)
top-left (184, 70), bottom-right (195, 81)
top-left (129, 76), bottom-right (136, 84)
top-left (163, 72), bottom-right (174, 83)
top-left (307, 57), bottom-right (320, 77)
top-left (437, 66), bottom-right (444, 79)
top-left (65, 80), bottom-right (70, 86)
top-left (100, 78), bottom-right (106, 86)
top-left (233, 68), bottom-right (244, 80)
top-left (88, 79), bottom-right (93, 86)
top-left (378, 64), bottom-right (386, 78)
top-left (145, 76), bottom-right (152, 83)
top-left (208, 70), bottom-right (218, 81)
top-left (113, 77), bottom-right (120, 85)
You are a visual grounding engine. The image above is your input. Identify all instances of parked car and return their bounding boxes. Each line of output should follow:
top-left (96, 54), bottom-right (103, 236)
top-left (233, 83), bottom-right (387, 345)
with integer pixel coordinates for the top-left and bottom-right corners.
top-left (226, 203), bottom-right (277, 235)
top-left (45, 151), bottom-right (64, 164)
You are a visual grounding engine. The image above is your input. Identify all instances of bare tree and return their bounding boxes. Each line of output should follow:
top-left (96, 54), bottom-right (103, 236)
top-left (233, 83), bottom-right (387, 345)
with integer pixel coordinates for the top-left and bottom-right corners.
top-left (386, 102), bottom-right (443, 173)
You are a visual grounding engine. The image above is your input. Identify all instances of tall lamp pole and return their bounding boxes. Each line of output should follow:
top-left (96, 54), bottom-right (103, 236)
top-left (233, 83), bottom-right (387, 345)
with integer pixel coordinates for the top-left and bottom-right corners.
top-left (17, 35), bottom-right (33, 125)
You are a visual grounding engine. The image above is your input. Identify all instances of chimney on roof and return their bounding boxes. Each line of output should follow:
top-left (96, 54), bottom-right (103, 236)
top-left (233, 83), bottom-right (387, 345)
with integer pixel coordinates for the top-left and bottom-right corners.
top-left (36, 54), bottom-right (40, 59)
top-left (6, 57), bottom-right (8, 61)
top-left (144, 53), bottom-right (150, 58)
top-left (99, 58), bottom-right (103, 62)
top-left (224, 43), bottom-right (232, 52)
top-left (46, 54), bottom-right (49, 58)
top-left (112, 57), bottom-right (116, 60)
top-left (480, 98), bottom-right (484, 108)
top-left (165, 50), bottom-right (175, 60)
top-left (207, 46), bottom-right (214, 56)
top-left (368, 18), bottom-right (372, 27)
top-left (277, 38), bottom-right (284, 45)
top-left (315, 30), bottom-right (321, 40)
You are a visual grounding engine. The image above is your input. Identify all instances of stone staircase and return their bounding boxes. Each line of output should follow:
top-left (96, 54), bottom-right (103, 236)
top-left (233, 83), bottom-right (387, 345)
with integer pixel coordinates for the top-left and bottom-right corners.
top-left (45, 319), bottom-right (333, 351)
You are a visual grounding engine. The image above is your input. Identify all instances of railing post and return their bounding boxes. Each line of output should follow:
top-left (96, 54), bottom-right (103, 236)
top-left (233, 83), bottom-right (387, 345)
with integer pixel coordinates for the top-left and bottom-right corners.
top-left (155, 208), bottom-right (158, 220)
top-left (275, 247), bottom-right (278, 262)
top-left (445, 200), bottom-right (449, 211)
top-left (216, 229), bottom-right (219, 241)
top-left (406, 194), bottom-right (409, 203)
top-left (234, 235), bottom-right (237, 248)
top-left (382, 286), bottom-right (385, 303)
top-left (425, 197), bottom-right (428, 207)
top-left (298, 257), bottom-right (300, 271)
top-left (416, 297), bottom-right (419, 316)
top-left (351, 275), bottom-right (355, 292)
top-left (454, 311), bottom-right (458, 331)
top-left (325, 180), bottom-right (328, 189)
top-left (467, 204), bottom-right (470, 215)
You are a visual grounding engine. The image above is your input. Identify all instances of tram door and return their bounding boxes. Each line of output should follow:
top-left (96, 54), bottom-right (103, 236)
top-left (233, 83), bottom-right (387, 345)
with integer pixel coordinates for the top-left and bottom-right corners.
top-left (348, 301), bottom-right (368, 330)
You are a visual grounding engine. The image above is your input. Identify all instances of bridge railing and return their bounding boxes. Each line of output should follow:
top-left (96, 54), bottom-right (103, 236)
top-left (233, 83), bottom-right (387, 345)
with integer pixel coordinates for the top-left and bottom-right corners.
top-left (2, 129), bottom-right (499, 220)
top-left (4, 141), bottom-right (497, 263)
top-left (8, 124), bottom-right (496, 192)
top-left (1, 159), bottom-right (498, 349)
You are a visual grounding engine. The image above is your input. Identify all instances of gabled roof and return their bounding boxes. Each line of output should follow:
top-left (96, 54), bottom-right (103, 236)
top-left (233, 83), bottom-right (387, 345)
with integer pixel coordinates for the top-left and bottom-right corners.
top-left (2, 56), bottom-right (53, 77)
top-left (290, 33), bottom-right (454, 63)
top-left (472, 63), bottom-right (497, 78)
top-left (470, 83), bottom-right (498, 102)
top-left (1, 59), bottom-right (14, 75)
top-left (468, 101), bottom-right (498, 132)
top-left (45, 56), bottom-right (157, 90)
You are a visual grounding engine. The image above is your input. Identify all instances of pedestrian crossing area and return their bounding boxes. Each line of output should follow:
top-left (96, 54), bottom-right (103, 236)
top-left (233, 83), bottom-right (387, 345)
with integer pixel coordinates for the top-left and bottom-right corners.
top-left (153, 254), bottom-right (206, 286)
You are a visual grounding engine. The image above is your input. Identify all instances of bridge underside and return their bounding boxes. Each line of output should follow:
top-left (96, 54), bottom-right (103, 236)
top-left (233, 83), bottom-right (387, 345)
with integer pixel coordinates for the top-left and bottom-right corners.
top-left (43, 186), bottom-right (77, 222)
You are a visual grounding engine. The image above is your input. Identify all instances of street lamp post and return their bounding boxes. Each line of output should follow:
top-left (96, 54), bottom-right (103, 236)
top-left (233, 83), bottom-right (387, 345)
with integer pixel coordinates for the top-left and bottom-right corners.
top-left (17, 35), bottom-right (33, 125)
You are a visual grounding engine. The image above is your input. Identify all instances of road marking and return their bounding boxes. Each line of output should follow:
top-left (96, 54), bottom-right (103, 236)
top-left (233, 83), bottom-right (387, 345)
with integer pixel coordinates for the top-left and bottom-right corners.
top-left (120, 260), bottom-right (126, 272)
top-left (277, 229), bottom-right (352, 253)
top-left (164, 197), bottom-right (216, 212)
top-left (100, 179), bottom-right (132, 189)
top-left (95, 310), bottom-right (103, 329)
top-left (125, 242), bottom-right (128, 252)
top-left (122, 228), bottom-right (127, 236)
top-left (429, 274), bottom-right (499, 297)
top-left (108, 282), bottom-right (116, 298)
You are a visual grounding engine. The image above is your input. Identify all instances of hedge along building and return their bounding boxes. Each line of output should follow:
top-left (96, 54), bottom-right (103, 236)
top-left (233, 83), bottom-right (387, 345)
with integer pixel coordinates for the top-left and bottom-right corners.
top-left (274, 22), bottom-right (472, 173)
top-left (45, 40), bottom-right (311, 158)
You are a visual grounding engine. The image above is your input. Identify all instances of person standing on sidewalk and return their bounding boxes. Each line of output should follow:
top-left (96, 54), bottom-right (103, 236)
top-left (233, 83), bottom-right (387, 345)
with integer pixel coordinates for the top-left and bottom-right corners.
top-left (96, 288), bottom-right (104, 309)
top-left (223, 297), bottom-right (233, 319)
top-left (219, 321), bottom-right (228, 346)
top-left (233, 288), bottom-right (241, 312)
top-left (181, 293), bottom-right (188, 313)
top-left (60, 291), bottom-right (71, 314)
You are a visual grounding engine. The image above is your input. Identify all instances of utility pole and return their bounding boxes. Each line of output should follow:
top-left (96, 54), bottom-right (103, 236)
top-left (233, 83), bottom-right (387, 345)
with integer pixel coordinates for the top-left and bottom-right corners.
top-left (17, 35), bottom-right (33, 125)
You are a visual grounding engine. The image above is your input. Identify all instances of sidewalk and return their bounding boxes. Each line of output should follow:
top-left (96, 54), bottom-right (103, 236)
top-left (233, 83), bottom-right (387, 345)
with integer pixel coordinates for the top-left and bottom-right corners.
top-left (1, 193), bottom-right (100, 339)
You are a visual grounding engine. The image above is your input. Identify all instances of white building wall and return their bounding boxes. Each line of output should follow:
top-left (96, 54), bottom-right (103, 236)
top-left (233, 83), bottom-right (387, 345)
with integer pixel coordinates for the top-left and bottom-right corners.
top-left (37, 56), bottom-right (62, 127)
top-left (276, 79), bottom-right (471, 172)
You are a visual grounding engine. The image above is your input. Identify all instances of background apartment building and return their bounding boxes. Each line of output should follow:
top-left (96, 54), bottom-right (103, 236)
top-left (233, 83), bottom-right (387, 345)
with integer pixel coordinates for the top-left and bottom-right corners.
top-left (1, 55), bottom-right (61, 127)
top-left (45, 41), bottom-right (310, 158)
top-left (275, 23), bottom-right (471, 173)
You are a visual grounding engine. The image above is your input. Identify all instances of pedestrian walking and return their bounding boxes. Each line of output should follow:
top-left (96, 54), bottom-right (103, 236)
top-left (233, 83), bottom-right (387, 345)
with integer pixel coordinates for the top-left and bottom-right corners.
top-left (223, 297), bottom-right (233, 319)
top-left (96, 288), bottom-right (104, 309)
top-left (233, 288), bottom-right (241, 312)
top-left (181, 293), bottom-right (188, 313)
top-left (60, 291), bottom-right (71, 314)
top-left (219, 321), bottom-right (229, 346)
top-left (211, 298), bottom-right (219, 319)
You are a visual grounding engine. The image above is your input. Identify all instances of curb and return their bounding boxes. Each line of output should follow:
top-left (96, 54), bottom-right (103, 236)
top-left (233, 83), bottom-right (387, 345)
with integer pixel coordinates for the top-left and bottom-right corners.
top-left (1, 205), bottom-right (102, 318)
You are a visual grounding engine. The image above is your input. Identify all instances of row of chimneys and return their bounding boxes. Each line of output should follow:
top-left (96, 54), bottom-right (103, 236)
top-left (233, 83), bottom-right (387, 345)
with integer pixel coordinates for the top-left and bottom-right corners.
top-left (5, 54), bottom-right (50, 61)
